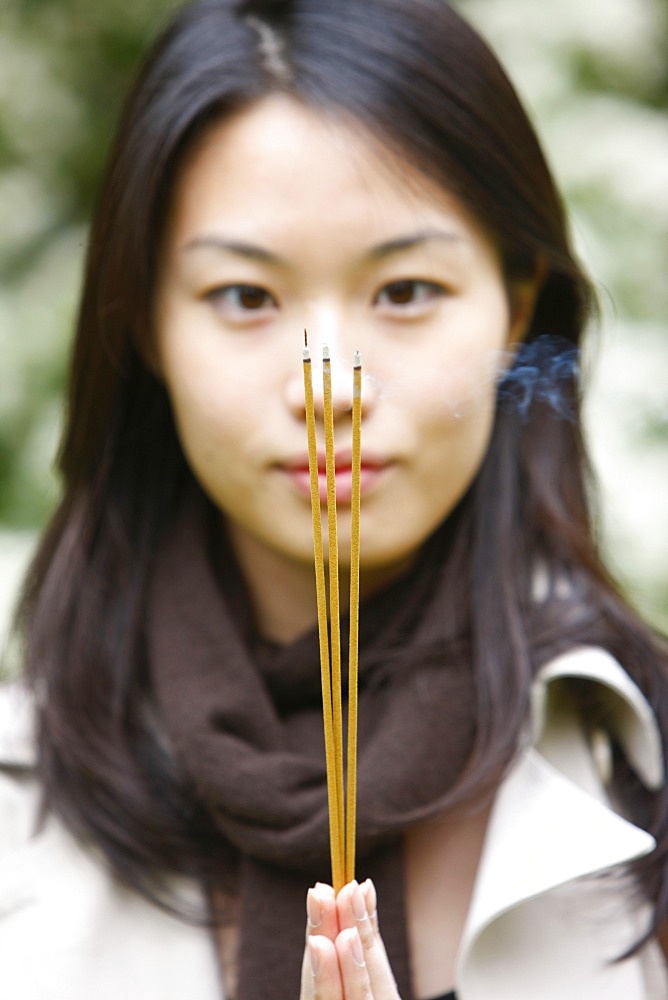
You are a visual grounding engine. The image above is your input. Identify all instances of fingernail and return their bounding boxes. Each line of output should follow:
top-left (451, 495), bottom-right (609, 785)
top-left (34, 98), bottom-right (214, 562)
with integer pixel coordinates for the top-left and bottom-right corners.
top-left (307, 888), bottom-right (322, 929)
top-left (362, 878), bottom-right (377, 917)
top-left (351, 881), bottom-right (366, 921)
top-left (351, 929), bottom-right (365, 968)
top-left (308, 938), bottom-right (320, 975)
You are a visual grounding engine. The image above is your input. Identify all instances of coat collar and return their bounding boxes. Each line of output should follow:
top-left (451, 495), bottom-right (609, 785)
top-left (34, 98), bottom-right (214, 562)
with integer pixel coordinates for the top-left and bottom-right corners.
top-left (531, 645), bottom-right (663, 790)
top-left (458, 645), bottom-right (663, 998)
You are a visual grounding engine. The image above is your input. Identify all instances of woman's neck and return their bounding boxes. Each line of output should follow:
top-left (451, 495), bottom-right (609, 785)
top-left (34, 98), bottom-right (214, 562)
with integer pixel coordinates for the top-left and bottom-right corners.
top-left (227, 525), bottom-right (322, 643)
top-left (226, 521), bottom-right (414, 645)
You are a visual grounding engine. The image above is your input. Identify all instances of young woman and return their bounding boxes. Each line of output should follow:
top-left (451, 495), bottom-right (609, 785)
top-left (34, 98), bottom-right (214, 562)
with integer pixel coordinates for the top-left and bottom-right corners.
top-left (1, 1), bottom-right (666, 997)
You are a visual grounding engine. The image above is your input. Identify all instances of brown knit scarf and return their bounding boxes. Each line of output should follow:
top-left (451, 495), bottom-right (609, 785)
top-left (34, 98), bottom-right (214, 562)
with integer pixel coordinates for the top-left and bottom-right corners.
top-left (146, 496), bottom-right (477, 1000)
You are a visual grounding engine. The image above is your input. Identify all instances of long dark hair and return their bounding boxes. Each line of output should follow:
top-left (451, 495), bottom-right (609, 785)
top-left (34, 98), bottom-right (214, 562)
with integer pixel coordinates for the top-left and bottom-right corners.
top-left (16, 0), bottom-right (668, 942)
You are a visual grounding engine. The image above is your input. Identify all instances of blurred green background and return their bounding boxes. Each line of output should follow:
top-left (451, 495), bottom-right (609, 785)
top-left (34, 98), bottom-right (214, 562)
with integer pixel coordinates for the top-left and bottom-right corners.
top-left (1, 0), bottom-right (667, 642)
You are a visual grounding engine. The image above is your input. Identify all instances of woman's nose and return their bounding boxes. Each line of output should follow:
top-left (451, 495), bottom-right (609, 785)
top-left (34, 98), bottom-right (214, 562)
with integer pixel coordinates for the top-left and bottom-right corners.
top-left (285, 339), bottom-right (375, 422)
top-left (312, 343), bottom-right (355, 416)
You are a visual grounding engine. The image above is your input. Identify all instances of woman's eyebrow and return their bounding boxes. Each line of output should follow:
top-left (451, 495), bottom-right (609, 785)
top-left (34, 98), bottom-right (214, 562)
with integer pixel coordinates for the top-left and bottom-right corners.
top-left (367, 228), bottom-right (468, 260)
top-left (179, 227), bottom-right (467, 265)
top-left (180, 236), bottom-right (283, 265)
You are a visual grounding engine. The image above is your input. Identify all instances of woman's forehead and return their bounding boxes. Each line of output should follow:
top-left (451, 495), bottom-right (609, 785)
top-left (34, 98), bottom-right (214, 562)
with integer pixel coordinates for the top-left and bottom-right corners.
top-left (166, 96), bottom-right (492, 257)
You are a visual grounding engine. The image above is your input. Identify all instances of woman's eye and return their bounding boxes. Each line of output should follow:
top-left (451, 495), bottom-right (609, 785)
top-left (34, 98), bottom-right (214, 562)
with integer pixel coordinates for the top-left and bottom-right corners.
top-left (206, 284), bottom-right (277, 314)
top-left (375, 279), bottom-right (443, 309)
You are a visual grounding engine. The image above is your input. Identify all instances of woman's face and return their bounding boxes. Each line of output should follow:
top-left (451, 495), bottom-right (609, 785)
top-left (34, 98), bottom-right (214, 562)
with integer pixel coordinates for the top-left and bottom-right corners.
top-left (155, 97), bottom-right (532, 604)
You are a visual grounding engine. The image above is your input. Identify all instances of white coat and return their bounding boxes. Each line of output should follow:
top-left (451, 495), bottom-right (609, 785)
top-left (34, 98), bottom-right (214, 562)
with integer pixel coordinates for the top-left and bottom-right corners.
top-left (0, 646), bottom-right (666, 999)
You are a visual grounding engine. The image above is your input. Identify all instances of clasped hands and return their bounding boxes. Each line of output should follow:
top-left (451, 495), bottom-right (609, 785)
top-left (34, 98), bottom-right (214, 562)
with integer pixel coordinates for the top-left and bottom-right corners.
top-left (300, 880), bottom-right (401, 1000)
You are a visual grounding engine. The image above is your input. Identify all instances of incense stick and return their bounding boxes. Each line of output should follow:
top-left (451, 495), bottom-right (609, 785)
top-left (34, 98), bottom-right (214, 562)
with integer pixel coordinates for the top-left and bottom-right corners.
top-left (302, 337), bottom-right (344, 891)
top-left (346, 350), bottom-right (362, 885)
top-left (302, 335), bottom-right (362, 892)
top-left (322, 345), bottom-right (345, 867)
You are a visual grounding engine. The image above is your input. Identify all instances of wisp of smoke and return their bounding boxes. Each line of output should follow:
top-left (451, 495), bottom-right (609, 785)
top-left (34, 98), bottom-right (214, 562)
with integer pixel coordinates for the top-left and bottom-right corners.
top-left (497, 335), bottom-right (579, 420)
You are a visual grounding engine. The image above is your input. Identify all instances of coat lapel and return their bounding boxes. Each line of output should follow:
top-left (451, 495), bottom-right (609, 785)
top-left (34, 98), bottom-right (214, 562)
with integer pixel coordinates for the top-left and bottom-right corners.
top-left (458, 646), bottom-right (664, 999)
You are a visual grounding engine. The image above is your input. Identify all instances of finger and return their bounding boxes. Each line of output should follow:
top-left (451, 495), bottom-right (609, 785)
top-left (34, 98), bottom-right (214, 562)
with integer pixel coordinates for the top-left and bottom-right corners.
top-left (335, 928), bottom-right (373, 1000)
top-left (339, 880), bottom-right (400, 1000)
top-left (307, 883), bottom-right (339, 943)
top-left (334, 881), bottom-right (358, 932)
top-left (300, 934), bottom-right (344, 1000)
top-left (334, 880), bottom-right (377, 934)
top-left (361, 878), bottom-right (379, 934)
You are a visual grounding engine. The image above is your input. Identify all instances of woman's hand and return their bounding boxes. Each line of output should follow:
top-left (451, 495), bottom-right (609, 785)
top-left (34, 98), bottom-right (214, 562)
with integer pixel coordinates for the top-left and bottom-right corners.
top-left (300, 880), bottom-right (401, 1000)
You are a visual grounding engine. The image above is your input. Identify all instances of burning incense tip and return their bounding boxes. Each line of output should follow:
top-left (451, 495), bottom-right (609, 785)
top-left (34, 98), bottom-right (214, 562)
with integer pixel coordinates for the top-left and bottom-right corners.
top-left (323, 344), bottom-right (331, 361)
top-left (353, 350), bottom-right (361, 368)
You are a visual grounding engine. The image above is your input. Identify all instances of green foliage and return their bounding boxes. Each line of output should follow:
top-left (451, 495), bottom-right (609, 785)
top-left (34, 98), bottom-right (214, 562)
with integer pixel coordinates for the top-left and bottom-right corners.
top-left (0, 0), bottom-right (177, 526)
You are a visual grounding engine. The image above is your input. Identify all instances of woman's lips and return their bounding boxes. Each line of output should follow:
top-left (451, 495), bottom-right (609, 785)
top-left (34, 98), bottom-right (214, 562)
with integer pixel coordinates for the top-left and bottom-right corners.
top-left (281, 452), bottom-right (390, 504)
